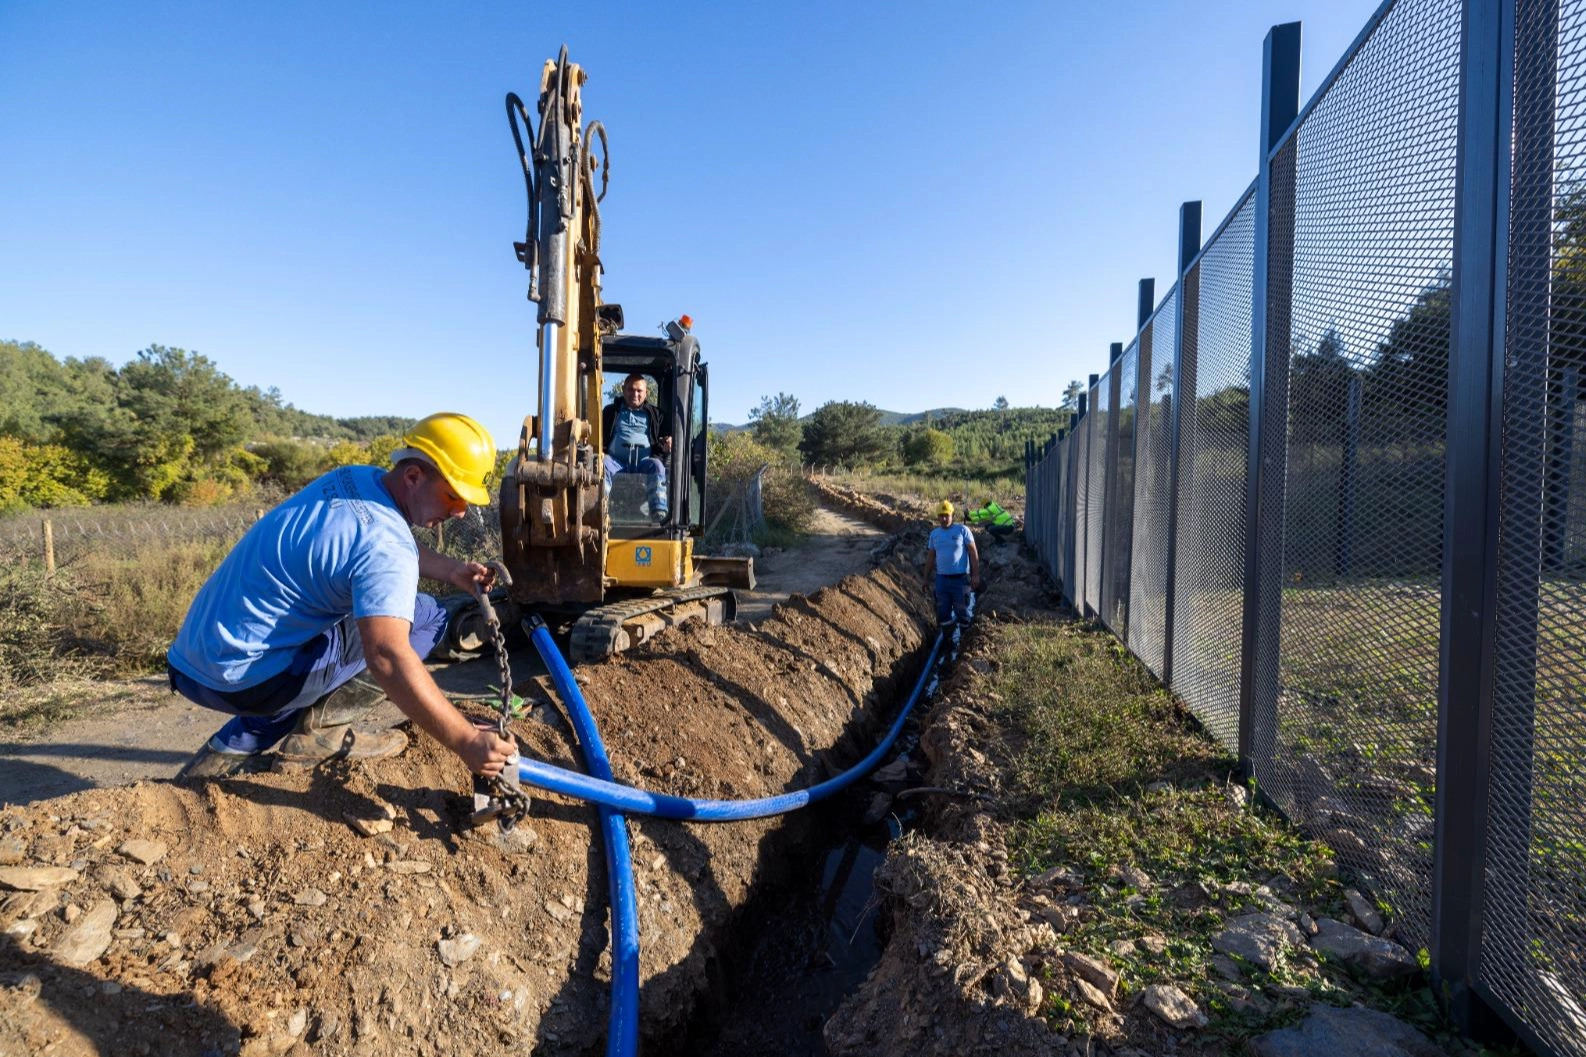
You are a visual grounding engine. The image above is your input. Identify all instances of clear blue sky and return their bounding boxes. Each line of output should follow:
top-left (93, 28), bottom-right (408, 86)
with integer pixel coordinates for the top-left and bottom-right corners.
top-left (1, 0), bottom-right (1384, 446)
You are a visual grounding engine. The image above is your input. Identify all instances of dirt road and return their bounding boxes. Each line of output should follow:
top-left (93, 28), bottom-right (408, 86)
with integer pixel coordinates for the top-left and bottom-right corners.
top-left (0, 504), bottom-right (888, 807)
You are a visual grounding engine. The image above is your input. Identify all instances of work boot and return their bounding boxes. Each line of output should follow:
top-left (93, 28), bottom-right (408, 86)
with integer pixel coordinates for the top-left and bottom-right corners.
top-left (274, 678), bottom-right (408, 766)
top-left (176, 736), bottom-right (271, 780)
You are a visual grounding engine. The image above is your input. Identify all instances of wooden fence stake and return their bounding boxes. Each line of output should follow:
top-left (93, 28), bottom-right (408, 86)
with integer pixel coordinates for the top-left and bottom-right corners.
top-left (42, 518), bottom-right (54, 577)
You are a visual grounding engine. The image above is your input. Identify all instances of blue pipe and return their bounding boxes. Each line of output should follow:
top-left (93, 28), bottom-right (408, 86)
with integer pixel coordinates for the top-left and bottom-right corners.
top-left (528, 622), bottom-right (640, 1057)
top-left (518, 631), bottom-right (944, 820)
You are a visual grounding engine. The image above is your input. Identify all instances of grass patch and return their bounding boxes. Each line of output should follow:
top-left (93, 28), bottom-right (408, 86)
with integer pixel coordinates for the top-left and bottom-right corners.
top-left (975, 617), bottom-right (1521, 1053)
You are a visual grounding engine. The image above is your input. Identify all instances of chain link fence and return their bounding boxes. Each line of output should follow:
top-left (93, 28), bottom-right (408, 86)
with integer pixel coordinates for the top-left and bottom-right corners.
top-left (1025, 2), bottom-right (1585, 1053)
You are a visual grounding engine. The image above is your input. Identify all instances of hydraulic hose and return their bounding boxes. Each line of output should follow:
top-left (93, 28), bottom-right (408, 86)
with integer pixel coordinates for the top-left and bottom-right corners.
top-left (528, 621), bottom-right (640, 1057)
top-left (517, 631), bottom-right (945, 821)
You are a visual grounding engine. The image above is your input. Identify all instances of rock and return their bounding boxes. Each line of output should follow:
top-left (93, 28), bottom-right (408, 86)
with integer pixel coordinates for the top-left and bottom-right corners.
top-left (386, 861), bottom-right (431, 875)
top-left (98, 865), bottom-right (143, 901)
top-left (1345, 889), bottom-right (1385, 934)
top-left (0, 866), bottom-right (79, 891)
top-left (1299, 912), bottom-right (1319, 936)
top-left (871, 757), bottom-right (910, 784)
top-left (1226, 784), bottom-right (1249, 810)
top-left (293, 888), bottom-right (327, 907)
top-left (1108, 939), bottom-right (1137, 956)
top-left (1072, 976), bottom-right (1112, 1011)
top-left (54, 898), bottom-right (117, 966)
top-left (1120, 865), bottom-right (1152, 890)
top-left (117, 840), bottom-right (167, 865)
top-left (1310, 918), bottom-right (1419, 980)
top-left (437, 933), bottom-right (481, 966)
top-left (345, 814), bottom-right (394, 837)
top-left (1143, 983), bottom-right (1207, 1029)
top-left (1060, 951), bottom-right (1119, 997)
top-left (1212, 912), bottom-right (1305, 971)
top-left (286, 1008), bottom-right (308, 1037)
top-left (63, 902), bottom-right (81, 923)
top-left (0, 839), bottom-right (24, 865)
top-left (4, 889), bottom-right (57, 920)
top-left (861, 793), bottom-right (893, 826)
top-left (1210, 954), bottom-right (1243, 982)
top-left (545, 900), bottom-right (574, 923)
top-left (1025, 977), bottom-right (1045, 1015)
top-left (1138, 934), bottom-right (1168, 955)
top-left (1248, 1004), bottom-right (1444, 1057)
top-left (4, 918), bottom-right (37, 938)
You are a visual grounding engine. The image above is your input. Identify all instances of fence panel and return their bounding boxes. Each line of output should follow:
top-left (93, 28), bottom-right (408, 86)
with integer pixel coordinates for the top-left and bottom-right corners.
top-left (1252, 0), bottom-right (1462, 952)
top-left (1169, 193), bottom-right (1256, 752)
top-left (1130, 292), bottom-right (1178, 677)
top-left (1084, 373), bottom-right (1111, 618)
top-left (1477, 0), bottom-right (1586, 1049)
top-left (1103, 344), bottom-right (1140, 636)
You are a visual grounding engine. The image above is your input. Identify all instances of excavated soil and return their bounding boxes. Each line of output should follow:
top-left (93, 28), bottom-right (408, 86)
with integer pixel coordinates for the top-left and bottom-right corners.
top-left (0, 557), bottom-right (936, 1057)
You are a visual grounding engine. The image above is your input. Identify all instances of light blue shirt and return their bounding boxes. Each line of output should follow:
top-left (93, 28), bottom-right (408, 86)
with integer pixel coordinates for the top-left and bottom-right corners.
top-left (928, 523), bottom-right (975, 575)
top-left (611, 406), bottom-right (651, 461)
top-left (167, 465), bottom-right (419, 690)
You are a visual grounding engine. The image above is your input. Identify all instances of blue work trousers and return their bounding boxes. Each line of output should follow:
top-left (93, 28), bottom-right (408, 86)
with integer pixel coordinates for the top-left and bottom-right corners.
top-left (934, 573), bottom-right (973, 627)
top-left (602, 450), bottom-right (668, 514)
top-left (168, 594), bottom-right (447, 753)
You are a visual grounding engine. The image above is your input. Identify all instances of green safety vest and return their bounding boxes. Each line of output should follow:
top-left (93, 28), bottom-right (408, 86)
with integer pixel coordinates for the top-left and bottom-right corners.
top-left (968, 502), bottom-right (1015, 527)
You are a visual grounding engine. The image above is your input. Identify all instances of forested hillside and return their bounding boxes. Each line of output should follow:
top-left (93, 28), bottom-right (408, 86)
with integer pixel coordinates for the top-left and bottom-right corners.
top-left (0, 340), bottom-right (414, 511)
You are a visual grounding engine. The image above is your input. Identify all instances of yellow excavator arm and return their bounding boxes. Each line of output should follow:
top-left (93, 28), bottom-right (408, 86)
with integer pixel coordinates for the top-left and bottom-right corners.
top-left (499, 48), bottom-right (620, 606)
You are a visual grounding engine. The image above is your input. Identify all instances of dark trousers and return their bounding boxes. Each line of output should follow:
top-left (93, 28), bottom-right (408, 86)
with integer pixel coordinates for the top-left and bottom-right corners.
top-left (169, 594), bottom-right (447, 753)
top-left (934, 573), bottom-right (973, 626)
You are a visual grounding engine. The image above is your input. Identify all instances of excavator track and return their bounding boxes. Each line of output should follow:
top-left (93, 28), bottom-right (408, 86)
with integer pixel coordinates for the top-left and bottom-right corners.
top-left (566, 586), bottom-right (737, 664)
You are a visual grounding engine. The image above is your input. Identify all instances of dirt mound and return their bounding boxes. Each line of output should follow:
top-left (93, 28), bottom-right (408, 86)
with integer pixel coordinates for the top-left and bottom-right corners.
top-left (0, 558), bottom-right (935, 1057)
top-left (808, 480), bottom-right (927, 534)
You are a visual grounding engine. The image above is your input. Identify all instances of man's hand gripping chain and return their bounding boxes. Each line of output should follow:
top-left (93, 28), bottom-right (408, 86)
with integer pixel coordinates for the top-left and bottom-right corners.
top-left (468, 561), bottom-right (531, 830)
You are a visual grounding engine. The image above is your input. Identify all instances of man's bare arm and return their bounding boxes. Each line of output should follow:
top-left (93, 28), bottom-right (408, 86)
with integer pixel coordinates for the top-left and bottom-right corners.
top-left (357, 615), bottom-right (514, 776)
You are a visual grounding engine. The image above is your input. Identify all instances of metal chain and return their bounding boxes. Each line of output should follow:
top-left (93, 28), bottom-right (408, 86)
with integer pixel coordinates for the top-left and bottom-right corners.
top-left (469, 562), bottom-right (530, 831)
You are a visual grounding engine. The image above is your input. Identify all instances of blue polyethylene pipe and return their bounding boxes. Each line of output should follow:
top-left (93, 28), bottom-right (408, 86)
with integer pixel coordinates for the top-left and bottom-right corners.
top-left (528, 623), bottom-right (640, 1057)
top-left (518, 631), bottom-right (945, 821)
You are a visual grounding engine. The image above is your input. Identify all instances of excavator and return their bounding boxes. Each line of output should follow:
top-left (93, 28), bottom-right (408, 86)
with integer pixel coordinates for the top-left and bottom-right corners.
top-left (479, 47), bottom-right (754, 663)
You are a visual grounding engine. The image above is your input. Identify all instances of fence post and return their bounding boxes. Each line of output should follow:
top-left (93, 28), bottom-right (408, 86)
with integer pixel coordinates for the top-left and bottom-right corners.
top-left (1101, 344), bottom-right (1124, 631)
top-left (1237, 21), bottom-right (1301, 779)
top-left (1137, 279), bottom-right (1156, 331)
top-left (1163, 200), bottom-right (1202, 687)
top-left (42, 518), bottom-right (55, 578)
top-left (1431, 0), bottom-right (1518, 1036)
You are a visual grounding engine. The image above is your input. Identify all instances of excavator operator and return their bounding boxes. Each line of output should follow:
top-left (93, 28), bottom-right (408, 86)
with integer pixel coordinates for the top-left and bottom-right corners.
top-left (601, 372), bottom-right (671, 521)
top-left (167, 412), bottom-right (518, 782)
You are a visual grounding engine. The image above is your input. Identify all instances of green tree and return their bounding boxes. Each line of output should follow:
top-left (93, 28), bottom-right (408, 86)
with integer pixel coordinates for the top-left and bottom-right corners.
top-left (799, 400), bottom-right (888, 467)
top-left (748, 392), bottom-right (802, 455)
top-left (903, 427), bottom-right (955, 467)
top-left (1059, 380), bottom-right (1084, 412)
top-left (993, 395), bottom-right (1010, 411)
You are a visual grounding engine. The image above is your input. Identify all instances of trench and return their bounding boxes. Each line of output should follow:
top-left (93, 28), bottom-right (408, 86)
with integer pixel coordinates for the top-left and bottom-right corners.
top-left (639, 633), bottom-right (951, 1057)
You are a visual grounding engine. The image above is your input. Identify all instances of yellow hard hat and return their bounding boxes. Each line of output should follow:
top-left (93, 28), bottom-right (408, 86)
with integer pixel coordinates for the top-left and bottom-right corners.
top-left (937, 500), bottom-right (954, 517)
top-left (398, 412), bottom-right (496, 506)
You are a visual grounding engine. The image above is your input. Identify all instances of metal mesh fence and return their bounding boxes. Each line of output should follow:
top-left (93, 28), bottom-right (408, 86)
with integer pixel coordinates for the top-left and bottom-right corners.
top-left (1254, 0), bottom-right (1462, 952)
top-left (1479, 1), bottom-right (1586, 1049)
top-left (1084, 374), bottom-right (1110, 618)
top-left (1102, 344), bottom-right (1140, 636)
top-left (1169, 194), bottom-right (1255, 752)
top-left (1016, 1), bottom-right (1586, 1051)
top-left (1129, 294), bottom-right (1177, 678)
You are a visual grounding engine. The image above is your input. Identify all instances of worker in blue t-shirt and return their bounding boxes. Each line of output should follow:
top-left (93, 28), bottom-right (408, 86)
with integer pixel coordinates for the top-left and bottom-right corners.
top-left (600, 373), bottom-right (671, 520)
top-left (166, 412), bottom-right (517, 781)
top-left (923, 500), bottom-right (982, 628)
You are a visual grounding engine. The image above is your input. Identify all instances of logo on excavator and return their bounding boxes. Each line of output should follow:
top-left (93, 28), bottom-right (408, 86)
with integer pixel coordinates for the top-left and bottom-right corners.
top-left (634, 546), bottom-right (652, 567)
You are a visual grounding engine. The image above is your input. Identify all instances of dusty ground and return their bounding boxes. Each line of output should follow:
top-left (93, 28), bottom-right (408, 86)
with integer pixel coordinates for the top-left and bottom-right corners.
top-left (734, 505), bottom-right (885, 623)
